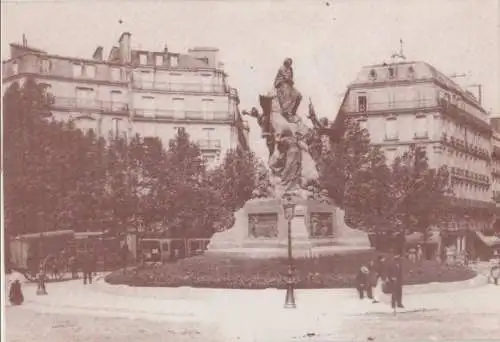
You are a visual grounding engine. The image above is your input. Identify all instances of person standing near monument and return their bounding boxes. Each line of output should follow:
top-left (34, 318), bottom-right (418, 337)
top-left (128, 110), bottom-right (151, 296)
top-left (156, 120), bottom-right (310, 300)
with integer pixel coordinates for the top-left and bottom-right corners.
top-left (388, 254), bottom-right (404, 309)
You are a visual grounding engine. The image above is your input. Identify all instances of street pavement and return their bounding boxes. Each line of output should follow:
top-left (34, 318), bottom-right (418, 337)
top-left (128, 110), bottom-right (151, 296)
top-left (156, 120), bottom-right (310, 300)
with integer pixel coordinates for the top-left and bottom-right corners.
top-left (4, 269), bottom-right (500, 342)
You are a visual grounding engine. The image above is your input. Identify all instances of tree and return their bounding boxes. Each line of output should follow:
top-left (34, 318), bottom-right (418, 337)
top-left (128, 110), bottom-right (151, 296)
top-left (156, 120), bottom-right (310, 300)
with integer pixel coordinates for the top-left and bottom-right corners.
top-left (391, 145), bottom-right (452, 257)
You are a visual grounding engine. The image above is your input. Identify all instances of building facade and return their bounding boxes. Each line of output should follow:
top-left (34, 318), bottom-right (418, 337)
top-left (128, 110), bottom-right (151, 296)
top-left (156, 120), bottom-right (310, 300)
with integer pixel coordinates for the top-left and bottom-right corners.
top-left (2, 32), bottom-right (250, 165)
top-left (341, 59), bottom-right (494, 255)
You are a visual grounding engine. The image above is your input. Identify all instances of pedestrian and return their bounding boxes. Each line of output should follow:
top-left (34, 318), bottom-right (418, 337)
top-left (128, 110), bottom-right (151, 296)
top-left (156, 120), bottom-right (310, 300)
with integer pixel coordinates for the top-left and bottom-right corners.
top-left (387, 254), bottom-right (404, 309)
top-left (82, 252), bottom-right (94, 285)
top-left (371, 256), bottom-right (386, 303)
top-left (356, 265), bottom-right (371, 300)
top-left (120, 242), bottom-right (129, 270)
top-left (9, 279), bottom-right (24, 305)
top-left (416, 245), bottom-right (423, 261)
top-left (69, 254), bottom-right (78, 279)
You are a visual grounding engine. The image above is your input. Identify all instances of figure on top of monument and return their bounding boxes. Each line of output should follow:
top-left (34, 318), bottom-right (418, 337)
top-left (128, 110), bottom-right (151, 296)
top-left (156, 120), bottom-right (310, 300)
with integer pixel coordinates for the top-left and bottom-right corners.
top-left (274, 58), bottom-right (303, 121)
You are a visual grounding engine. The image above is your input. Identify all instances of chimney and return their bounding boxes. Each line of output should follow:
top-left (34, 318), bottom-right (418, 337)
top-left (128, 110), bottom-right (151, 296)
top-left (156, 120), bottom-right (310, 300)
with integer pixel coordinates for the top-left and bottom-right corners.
top-left (93, 46), bottom-right (104, 61)
top-left (118, 32), bottom-right (131, 64)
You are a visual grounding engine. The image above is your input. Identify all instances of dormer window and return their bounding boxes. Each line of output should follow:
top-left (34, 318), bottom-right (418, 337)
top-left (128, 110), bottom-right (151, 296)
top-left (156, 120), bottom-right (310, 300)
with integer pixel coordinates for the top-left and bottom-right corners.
top-left (155, 55), bottom-right (164, 66)
top-left (369, 69), bottom-right (377, 80)
top-left (85, 65), bottom-right (96, 78)
top-left (41, 59), bottom-right (52, 73)
top-left (388, 67), bottom-right (395, 79)
top-left (170, 55), bottom-right (179, 67)
top-left (139, 54), bottom-right (148, 65)
top-left (73, 64), bottom-right (83, 77)
top-left (12, 60), bottom-right (18, 74)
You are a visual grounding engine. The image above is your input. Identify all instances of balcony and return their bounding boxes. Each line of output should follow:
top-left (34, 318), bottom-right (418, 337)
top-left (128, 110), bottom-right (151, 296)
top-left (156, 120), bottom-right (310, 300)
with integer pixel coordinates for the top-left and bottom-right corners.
top-left (133, 109), bottom-right (232, 122)
top-left (440, 133), bottom-right (490, 161)
top-left (450, 166), bottom-right (491, 188)
top-left (133, 80), bottom-right (228, 94)
top-left (343, 99), bottom-right (437, 114)
top-left (198, 139), bottom-right (222, 150)
top-left (438, 98), bottom-right (491, 134)
top-left (50, 96), bottom-right (129, 114)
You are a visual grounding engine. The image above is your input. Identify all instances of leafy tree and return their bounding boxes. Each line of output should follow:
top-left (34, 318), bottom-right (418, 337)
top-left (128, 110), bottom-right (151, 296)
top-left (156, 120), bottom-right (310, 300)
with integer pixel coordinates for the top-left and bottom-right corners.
top-left (391, 144), bottom-right (452, 256)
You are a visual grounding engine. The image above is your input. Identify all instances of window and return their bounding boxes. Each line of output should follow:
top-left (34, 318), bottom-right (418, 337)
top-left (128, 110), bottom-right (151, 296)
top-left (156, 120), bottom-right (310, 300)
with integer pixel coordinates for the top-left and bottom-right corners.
top-left (110, 91), bottom-right (123, 112)
top-left (75, 88), bottom-right (95, 108)
top-left (388, 67), bottom-right (395, 79)
top-left (385, 118), bottom-right (398, 140)
top-left (41, 59), bottom-right (51, 73)
top-left (357, 96), bottom-right (367, 112)
top-left (408, 66), bottom-right (415, 78)
top-left (110, 67), bottom-right (121, 81)
top-left (202, 99), bottom-right (214, 119)
top-left (201, 74), bottom-right (213, 92)
top-left (155, 55), bottom-right (164, 66)
top-left (73, 64), bottom-right (82, 77)
top-left (140, 71), bottom-right (154, 87)
top-left (170, 55), bottom-right (179, 67)
top-left (85, 65), bottom-right (96, 78)
top-left (369, 69), bottom-right (377, 80)
top-left (139, 54), bottom-right (148, 65)
top-left (415, 115), bottom-right (428, 138)
top-left (12, 61), bottom-right (19, 74)
top-left (141, 96), bottom-right (156, 117)
top-left (172, 98), bottom-right (185, 119)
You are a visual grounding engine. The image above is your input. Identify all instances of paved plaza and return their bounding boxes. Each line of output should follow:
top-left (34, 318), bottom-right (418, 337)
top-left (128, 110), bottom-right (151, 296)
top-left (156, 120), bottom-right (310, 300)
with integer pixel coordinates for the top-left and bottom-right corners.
top-left (4, 269), bottom-right (500, 342)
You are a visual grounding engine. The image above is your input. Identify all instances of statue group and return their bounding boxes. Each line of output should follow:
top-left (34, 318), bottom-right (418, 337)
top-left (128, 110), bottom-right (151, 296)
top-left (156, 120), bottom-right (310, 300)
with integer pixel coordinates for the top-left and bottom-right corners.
top-left (206, 58), bottom-right (371, 258)
top-left (243, 58), bottom-right (344, 201)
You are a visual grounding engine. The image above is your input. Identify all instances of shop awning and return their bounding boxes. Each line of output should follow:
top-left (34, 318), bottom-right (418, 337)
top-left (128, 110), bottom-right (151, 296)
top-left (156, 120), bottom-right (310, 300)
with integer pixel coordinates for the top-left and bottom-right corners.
top-left (475, 231), bottom-right (500, 248)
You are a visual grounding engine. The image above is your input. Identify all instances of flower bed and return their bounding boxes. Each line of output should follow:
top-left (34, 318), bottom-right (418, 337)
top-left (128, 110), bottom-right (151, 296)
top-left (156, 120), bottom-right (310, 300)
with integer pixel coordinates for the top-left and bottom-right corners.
top-left (105, 252), bottom-right (476, 289)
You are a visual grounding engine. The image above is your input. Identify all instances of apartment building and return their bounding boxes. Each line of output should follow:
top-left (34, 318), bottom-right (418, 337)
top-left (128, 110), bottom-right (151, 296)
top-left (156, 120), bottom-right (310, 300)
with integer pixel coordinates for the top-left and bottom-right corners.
top-left (2, 32), bottom-right (250, 165)
top-left (340, 58), bottom-right (494, 255)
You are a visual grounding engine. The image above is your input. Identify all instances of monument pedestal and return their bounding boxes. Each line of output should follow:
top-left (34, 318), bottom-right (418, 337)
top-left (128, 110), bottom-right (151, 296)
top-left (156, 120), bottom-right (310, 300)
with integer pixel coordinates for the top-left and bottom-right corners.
top-left (206, 197), bottom-right (372, 259)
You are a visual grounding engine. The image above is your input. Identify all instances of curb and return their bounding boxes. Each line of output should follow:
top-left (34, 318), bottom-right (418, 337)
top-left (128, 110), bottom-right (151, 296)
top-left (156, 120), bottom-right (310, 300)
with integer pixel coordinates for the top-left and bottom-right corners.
top-left (93, 273), bottom-right (487, 300)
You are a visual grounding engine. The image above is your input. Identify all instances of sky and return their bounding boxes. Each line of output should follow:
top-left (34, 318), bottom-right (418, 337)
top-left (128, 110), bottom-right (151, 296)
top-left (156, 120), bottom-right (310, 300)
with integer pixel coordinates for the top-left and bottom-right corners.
top-left (2, 0), bottom-right (499, 158)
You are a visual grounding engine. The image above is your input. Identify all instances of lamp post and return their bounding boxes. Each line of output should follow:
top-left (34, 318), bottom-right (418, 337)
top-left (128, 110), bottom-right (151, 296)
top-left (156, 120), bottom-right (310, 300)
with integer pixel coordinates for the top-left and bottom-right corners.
top-left (282, 193), bottom-right (296, 309)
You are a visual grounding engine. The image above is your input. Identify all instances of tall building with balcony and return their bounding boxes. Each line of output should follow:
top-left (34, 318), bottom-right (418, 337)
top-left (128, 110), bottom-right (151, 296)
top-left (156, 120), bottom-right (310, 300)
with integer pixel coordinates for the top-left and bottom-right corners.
top-left (2, 32), bottom-right (250, 165)
top-left (340, 58), bottom-right (494, 255)
top-left (490, 118), bottom-right (500, 230)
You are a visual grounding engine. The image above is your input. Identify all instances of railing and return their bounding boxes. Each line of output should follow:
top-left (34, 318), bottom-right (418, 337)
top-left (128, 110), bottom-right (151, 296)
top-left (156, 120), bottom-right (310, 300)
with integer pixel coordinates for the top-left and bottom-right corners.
top-left (50, 97), bottom-right (233, 122)
top-left (441, 133), bottom-right (490, 160)
top-left (133, 80), bottom-right (228, 94)
top-left (344, 99), bottom-right (437, 113)
top-left (134, 109), bottom-right (232, 121)
top-left (450, 166), bottom-right (491, 186)
top-left (51, 96), bottom-right (129, 113)
top-left (198, 139), bottom-right (221, 150)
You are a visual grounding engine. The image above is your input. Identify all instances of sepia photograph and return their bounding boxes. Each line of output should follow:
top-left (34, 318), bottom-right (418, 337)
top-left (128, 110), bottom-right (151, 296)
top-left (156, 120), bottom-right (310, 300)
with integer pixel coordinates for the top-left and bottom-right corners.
top-left (1, 0), bottom-right (499, 341)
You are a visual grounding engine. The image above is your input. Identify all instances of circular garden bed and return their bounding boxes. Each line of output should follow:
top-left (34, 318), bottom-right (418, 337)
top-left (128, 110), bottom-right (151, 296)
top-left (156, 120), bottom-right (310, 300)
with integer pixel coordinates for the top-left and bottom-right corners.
top-left (105, 252), bottom-right (476, 289)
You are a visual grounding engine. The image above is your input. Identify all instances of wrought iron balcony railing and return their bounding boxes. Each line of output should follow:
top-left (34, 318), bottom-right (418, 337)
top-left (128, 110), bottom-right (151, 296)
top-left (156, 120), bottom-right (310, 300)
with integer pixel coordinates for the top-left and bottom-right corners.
top-left (197, 139), bottom-right (222, 150)
top-left (133, 80), bottom-right (228, 94)
top-left (49, 97), bottom-right (233, 122)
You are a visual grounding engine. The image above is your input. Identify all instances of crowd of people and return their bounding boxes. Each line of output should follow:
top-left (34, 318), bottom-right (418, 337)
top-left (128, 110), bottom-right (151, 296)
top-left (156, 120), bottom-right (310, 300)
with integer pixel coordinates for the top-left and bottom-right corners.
top-left (356, 254), bottom-right (404, 310)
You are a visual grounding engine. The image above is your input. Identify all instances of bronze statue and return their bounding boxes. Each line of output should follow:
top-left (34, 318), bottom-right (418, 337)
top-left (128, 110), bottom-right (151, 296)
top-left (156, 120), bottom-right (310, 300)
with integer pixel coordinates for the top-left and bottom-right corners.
top-left (243, 59), bottom-right (343, 200)
top-left (274, 58), bottom-right (302, 120)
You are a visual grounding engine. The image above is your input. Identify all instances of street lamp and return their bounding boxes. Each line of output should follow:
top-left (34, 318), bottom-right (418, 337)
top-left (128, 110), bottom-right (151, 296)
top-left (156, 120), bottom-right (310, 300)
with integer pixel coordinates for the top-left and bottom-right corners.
top-left (282, 192), bottom-right (296, 309)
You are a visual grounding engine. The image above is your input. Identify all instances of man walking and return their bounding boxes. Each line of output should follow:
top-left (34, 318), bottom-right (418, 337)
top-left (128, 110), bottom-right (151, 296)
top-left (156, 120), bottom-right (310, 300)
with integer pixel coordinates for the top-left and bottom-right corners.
top-left (82, 252), bottom-right (94, 285)
top-left (388, 255), bottom-right (404, 309)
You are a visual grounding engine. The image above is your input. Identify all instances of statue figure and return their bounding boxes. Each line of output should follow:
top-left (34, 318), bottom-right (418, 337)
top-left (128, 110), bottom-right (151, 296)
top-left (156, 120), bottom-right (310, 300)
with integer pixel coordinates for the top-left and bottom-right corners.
top-left (243, 59), bottom-right (342, 200)
top-left (274, 58), bottom-right (302, 120)
top-left (307, 100), bottom-right (345, 160)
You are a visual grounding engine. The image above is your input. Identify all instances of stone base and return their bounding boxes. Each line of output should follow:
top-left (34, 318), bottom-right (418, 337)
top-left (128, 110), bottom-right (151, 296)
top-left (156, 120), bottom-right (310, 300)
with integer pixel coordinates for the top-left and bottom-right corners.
top-left (206, 197), bottom-right (372, 259)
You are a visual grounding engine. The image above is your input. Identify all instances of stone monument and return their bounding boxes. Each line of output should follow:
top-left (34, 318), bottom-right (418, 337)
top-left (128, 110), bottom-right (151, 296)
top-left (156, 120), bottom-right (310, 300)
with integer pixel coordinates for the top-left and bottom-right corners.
top-left (206, 58), bottom-right (371, 258)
